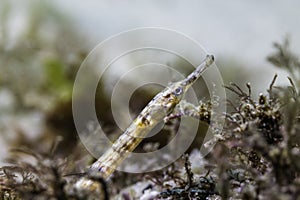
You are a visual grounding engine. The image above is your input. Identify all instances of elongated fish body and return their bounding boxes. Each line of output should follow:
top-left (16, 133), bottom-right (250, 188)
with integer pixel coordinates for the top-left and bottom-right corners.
top-left (89, 55), bottom-right (214, 179)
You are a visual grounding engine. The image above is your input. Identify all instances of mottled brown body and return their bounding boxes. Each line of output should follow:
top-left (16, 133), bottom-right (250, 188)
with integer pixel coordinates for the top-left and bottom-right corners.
top-left (89, 55), bottom-right (214, 179)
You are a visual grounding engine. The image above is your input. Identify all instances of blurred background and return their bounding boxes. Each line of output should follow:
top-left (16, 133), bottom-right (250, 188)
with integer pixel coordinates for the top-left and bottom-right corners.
top-left (0, 0), bottom-right (299, 164)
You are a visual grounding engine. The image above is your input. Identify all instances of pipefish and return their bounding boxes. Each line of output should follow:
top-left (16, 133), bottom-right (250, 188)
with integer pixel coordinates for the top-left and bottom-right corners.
top-left (88, 55), bottom-right (214, 179)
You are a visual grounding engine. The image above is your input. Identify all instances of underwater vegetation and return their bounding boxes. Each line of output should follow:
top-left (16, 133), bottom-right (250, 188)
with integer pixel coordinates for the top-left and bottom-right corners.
top-left (1, 35), bottom-right (300, 199)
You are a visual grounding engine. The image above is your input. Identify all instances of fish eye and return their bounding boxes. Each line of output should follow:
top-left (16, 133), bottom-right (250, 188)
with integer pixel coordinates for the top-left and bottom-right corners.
top-left (173, 87), bottom-right (183, 96)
